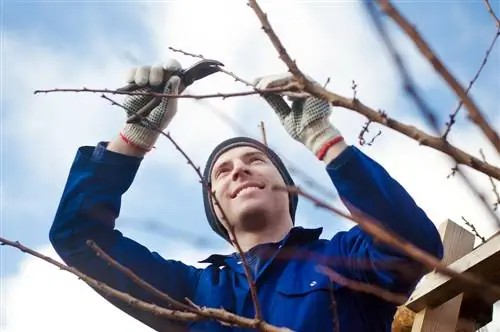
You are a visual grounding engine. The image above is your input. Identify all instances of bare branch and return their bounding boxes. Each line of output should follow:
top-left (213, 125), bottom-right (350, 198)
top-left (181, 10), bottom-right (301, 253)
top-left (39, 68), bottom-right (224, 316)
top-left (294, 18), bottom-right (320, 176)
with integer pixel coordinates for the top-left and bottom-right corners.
top-left (103, 95), bottom-right (411, 320)
top-left (479, 149), bottom-right (500, 211)
top-left (247, 0), bottom-right (309, 90)
top-left (275, 184), bottom-right (500, 300)
top-left (1, 236), bottom-right (293, 331)
top-left (317, 266), bottom-right (407, 305)
top-left (363, 0), bottom-right (500, 228)
top-left (0, 236), bottom-right (200, 322)
top-left (102, 95), bottom-right (264, 323)
top-left (358, 119), bottom-right (382, 147)
top-left (375, 0), bottom-right (500, 155)
top-left (483, 0), bottom-right (500, 28)
top-left (34, 86), bottom-right (294, 100)
top-left (168, 45), bottom-right (263, 90)
top-left (461, 217), bottom-right (487, 244)
top-left (327, 282), bottom-right (340, 332)
top-left (224, 224), bottom-right (264, 322)
top-left (442, 28), bottom-right (500, 140)
top-left (85, 240), bottom-right (195, 312)
top-left (168, 46), bottom-right (206, 59)
top-left (323, 77), bottom-right (331, 88)
top-left (259, 121), bottom-right (268, 146)
top-left (246, 0), bottom-right (500, 181)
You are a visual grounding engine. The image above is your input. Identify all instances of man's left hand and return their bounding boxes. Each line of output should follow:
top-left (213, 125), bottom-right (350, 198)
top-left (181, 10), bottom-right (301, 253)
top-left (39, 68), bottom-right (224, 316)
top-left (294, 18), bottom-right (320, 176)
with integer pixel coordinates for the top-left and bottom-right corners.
top-left (253, 72), bottom-right (347, 161)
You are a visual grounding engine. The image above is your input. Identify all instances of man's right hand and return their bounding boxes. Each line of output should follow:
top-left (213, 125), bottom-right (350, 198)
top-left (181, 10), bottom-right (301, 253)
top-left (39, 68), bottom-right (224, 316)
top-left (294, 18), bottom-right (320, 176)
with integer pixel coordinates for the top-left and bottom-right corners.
top-left (108, 58), bottom-right (184, 155)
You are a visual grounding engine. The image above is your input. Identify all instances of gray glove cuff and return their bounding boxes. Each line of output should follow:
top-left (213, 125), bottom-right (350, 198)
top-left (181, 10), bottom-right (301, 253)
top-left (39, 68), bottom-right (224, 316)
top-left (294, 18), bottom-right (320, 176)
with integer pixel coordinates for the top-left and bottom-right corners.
top-left (121, 123), bottom-right (159, 151)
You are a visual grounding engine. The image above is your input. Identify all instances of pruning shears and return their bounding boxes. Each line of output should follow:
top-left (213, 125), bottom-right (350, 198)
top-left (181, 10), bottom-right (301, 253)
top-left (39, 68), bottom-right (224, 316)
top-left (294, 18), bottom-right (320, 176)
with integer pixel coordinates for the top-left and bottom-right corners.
top-left (118, 59), bottom-right (224, 123)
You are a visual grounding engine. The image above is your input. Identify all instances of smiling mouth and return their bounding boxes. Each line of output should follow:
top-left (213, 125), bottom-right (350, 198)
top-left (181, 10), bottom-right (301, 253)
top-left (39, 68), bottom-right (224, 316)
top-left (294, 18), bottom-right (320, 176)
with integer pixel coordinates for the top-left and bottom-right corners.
top-left (231, 183), bottom-right (265, 198)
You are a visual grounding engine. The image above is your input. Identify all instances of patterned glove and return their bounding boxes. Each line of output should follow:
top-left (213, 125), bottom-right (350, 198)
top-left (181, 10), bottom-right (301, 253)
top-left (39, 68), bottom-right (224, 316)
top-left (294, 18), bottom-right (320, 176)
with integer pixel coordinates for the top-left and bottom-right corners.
top-left (253, 73), bottom-right (345, 160)
top-left (120, 58), bottom-right (183, 151)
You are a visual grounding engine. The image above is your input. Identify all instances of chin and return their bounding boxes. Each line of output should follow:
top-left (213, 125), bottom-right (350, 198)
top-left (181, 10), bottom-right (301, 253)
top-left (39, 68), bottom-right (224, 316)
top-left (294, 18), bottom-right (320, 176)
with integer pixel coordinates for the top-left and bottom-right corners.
top-left (234, 204), bottom-right (275, 231)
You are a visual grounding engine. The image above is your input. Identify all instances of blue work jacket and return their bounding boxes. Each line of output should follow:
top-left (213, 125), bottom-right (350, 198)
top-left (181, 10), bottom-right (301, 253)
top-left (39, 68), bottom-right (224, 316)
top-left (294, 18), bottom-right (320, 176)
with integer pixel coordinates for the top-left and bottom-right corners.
top-left (49, 142), bottom-right (444, 332)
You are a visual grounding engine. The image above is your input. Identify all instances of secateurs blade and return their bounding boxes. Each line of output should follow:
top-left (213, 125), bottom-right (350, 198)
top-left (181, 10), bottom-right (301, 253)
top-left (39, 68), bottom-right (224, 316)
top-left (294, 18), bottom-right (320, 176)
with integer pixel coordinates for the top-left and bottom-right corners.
top-left (118, 59), bottom-right (224, 123)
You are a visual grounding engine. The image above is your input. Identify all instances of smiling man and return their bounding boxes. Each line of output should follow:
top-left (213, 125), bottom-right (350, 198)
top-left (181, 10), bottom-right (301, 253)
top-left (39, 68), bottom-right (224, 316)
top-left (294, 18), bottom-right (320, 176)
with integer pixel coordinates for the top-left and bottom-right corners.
top-left (49, 59), bottom-right (444, 332)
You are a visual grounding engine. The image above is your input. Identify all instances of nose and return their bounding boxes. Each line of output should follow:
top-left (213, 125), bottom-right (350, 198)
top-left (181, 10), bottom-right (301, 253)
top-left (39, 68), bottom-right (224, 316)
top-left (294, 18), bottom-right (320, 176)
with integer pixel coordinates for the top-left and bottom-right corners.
top-left (231, 160), bottom-right (252, 181)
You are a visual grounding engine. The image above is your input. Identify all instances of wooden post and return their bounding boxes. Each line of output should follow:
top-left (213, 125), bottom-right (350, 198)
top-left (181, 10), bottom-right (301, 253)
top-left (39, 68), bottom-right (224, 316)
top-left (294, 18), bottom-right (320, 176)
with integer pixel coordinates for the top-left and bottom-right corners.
top-left (405, 219), bottom-right (500, 331)
top-left (410, 220), bottom-right (475, 332)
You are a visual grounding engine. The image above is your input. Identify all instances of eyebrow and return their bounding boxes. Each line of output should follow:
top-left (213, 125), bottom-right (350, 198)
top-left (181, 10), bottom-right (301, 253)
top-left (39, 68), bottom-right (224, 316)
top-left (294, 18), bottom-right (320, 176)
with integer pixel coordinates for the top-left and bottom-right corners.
top-left (212, 150), bottom-right (268, 175)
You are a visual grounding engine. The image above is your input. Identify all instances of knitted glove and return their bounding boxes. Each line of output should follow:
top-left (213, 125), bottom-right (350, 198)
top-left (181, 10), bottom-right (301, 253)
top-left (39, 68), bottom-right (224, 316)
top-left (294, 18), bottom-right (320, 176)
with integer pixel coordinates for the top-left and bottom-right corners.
top-left (120, 58), bottom-right (183, 151)
top-left (253, 73), bottom-right (345, 160)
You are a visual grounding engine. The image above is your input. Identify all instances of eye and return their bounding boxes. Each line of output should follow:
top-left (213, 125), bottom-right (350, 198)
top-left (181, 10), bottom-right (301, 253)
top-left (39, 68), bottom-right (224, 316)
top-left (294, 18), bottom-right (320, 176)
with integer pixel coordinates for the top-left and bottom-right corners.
top-left (249, 156), bottom-right (264, 164)
top-left (215, 167), bottom-right (229, 179)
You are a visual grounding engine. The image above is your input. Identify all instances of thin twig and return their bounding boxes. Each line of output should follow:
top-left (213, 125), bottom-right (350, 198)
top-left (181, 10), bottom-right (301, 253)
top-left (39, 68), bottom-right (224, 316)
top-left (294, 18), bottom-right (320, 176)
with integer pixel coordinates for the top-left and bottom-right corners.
top-left (0, 237), bottom-right (198, 322)
top-left (461, 217), bottom-right (487, 244)
top-left (0, 236), bottom-right (291, 331)
top-left (479, 149), bottom-right (500, 211)
top-left (442, 28), bottom-right (500, 140)
top-left (358, 119), bottom-right (382, 146)
top-left (168, 45), bottom-right (259, 89)
top-left (85, 240), bottom-right (196, 312)
top-left (34, 86), bottom-right (294, 100)
top-left (247, 0), bottom-right (309, 90)
top-left (168, 46), bottom-right (206, 59)
top-left (375, 0), bottom-right (500, 155)
top-left (246, 0), bottom-right (500, 181)
top-left (317, 266), bottom-right (408, 305)
top-left (327, 280), bottom-right (340, 332)
top-left (144, 45), bottom-right (500, 182)
top-left (277, 185), bottom-right (500, 299)
top-left (363, 0), bottom-right (500, 228)
top-left (191, 98), bottom-right (340, 201)
top-left (483, 0), bottom-right (500, 28)
top-left (103, 94), bottom-right (407, 322)
top-left (101, 95), bottom-right (264, 323)
top-left (259, 121), bottom-right (268, 146)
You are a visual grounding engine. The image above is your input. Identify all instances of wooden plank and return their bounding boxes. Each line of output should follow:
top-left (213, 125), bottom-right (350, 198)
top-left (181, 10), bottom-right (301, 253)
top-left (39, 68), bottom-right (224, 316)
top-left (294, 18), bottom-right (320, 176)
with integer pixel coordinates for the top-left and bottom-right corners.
top-left (410, 220), bottom-right (475, 332)
top-left (406, 230), bottom-right (500, 312)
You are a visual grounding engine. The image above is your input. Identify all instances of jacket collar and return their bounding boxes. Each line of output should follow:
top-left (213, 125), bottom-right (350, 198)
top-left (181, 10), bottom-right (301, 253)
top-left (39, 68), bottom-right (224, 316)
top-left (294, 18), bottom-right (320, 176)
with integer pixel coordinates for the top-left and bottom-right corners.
top-left (198, 226), bottom-right (323, 266)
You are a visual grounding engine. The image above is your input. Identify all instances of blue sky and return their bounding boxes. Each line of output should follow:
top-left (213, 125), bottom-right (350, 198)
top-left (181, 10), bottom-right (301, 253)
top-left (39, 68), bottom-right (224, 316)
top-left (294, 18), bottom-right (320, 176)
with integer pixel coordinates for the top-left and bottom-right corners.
top-left (2, 1), bottom-right (499, 331)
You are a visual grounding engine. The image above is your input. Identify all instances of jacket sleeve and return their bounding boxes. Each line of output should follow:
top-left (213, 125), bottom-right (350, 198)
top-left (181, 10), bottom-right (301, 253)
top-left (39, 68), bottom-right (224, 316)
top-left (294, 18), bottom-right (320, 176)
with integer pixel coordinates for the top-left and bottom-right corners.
top-left (324, 146), bottom-right (444, 295)
top-left (49, 142), bottom-right (201, 331)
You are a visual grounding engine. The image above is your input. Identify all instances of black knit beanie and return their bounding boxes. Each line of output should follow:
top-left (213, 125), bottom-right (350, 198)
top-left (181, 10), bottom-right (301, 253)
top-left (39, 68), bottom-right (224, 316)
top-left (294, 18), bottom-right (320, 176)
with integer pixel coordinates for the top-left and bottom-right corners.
top-left (202, 136), bottom-right (298, 242)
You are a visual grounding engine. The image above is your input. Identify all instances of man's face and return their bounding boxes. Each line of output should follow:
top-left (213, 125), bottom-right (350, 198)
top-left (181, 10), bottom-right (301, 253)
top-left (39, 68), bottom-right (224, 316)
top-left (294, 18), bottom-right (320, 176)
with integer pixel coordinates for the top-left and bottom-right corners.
top-left (210, 145), bottom-right (290, 231)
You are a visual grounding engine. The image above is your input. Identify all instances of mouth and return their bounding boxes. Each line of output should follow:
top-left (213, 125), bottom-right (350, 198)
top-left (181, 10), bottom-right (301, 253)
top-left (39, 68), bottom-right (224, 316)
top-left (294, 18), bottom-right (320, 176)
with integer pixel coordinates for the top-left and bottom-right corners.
top-left (231, 182), bottom-right (265, 199)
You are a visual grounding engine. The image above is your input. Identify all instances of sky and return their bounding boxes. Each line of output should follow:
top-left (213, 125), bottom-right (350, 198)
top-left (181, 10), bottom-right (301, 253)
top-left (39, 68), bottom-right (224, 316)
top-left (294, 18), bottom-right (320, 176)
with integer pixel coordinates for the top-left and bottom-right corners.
top-left (1, 0), bottom-right (500, 331)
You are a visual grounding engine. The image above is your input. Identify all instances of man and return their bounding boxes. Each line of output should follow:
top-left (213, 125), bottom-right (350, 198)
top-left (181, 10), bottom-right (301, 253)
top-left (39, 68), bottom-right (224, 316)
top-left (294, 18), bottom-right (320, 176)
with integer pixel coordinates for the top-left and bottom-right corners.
top-left (49, 58), bottom-right (444, 332)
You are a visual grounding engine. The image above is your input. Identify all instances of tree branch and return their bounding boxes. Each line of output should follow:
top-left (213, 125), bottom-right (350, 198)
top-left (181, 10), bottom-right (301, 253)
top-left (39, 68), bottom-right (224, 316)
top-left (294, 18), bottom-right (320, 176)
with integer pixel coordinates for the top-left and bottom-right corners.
top-left (102, 95), bottom-right (264, 323)
top-left (0, 236), bottom-right (292, 331)
top-left (363, 0), bottom-right (500, 228)
top-left (442, 28), bottom-right (500, 140)
top-left (246, 0), bottom-right (500, 181)
top-left (277, 185), bottom-right (500, 301)
top-left (483, 0), bottom-right (500, 28)
top-left (34, 86), bottom-right (294, 100)
top-left (375, 0), bottom-right (500, 155)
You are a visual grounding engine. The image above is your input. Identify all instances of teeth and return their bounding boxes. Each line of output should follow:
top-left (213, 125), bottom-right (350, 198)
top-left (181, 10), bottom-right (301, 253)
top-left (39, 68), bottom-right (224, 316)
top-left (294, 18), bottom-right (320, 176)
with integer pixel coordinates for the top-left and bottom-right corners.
top-left (236, 186), bottom-right (261, 197)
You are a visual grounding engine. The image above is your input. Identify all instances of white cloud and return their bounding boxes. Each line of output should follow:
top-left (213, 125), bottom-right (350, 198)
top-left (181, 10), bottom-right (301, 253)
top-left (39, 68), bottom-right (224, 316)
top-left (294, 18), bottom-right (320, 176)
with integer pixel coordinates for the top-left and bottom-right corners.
top-left (361, 113), bottom-right (500, 239)
top-left (137, 0), bottom-right (430, 172)
top-left (1, 243), bottom-right (213, 332)
top-left (4, 34), bottom-right (127, 185)
top-left (4, 0), bottom-right (500, 331)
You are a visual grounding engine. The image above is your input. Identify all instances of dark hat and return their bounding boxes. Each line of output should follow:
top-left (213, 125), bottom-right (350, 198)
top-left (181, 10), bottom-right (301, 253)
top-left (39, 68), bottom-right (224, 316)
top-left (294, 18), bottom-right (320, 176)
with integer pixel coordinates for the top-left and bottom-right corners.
top-left (202, 136), bottom-right (298, 242)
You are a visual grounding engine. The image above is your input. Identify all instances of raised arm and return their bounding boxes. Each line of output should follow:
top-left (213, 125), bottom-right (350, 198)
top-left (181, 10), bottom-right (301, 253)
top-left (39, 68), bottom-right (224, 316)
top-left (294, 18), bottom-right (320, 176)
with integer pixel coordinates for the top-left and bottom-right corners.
top-left (324, 145), bottom-right (443, 294)
top-left (50, 142), bottom-right (201, 330)
top-left (253, 72), bottom-right (443, 294)
top-left (49, 59), bottom-right (203, 331)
